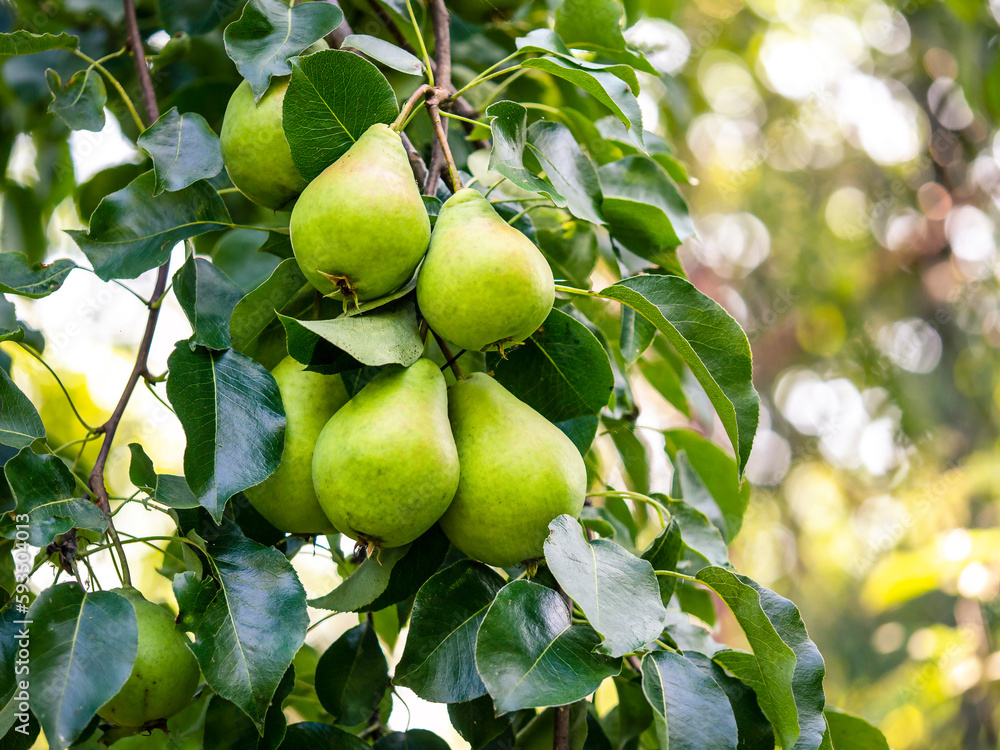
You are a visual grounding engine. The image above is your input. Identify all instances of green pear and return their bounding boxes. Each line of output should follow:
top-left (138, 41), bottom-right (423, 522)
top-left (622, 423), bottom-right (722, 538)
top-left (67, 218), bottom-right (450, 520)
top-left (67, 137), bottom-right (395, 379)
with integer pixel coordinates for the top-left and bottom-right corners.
top-left (439, 373), bottom-right (586, 567)
top-left (290, 123), bottom-right (430, 303)
top-left (312, 358), bottom-right (459, 548)
top-left (417, 188), bottom-right (554, 352)
top-left (98, 588), bottom-right (200, 727)
top-left (245, 356), bottom-right (349, 533)
top-left (220, 77), bottom-right (307, 210)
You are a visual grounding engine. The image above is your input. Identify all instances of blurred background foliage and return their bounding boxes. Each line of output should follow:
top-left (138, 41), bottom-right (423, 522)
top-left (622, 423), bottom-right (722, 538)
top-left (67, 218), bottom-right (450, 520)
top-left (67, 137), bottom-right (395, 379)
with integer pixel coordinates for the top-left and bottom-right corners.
top-left (2, 0), bottom-right (999, 746)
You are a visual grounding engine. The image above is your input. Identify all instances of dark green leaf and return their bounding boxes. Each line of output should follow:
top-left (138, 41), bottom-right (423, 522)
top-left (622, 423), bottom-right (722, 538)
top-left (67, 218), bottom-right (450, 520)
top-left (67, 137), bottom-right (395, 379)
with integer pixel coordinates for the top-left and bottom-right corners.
top-left (374, 731), bottom-right (451, 750)
top-left (230, 257), bottom-right (312, 354)
top-left (0, 253), bottom-right (77, 298)
top-left (656, 492), bottom-right (729, 570)
top-left (204, 665), bottom-right (295, 750)
top-left (685, 652), bottom-right (775, 750)
top-left (486, 101), bottom-right (563, 202)
top-left (488, 307), bottom-right (613, 423)
top-left (279, 299), bottom-right (423, 371)
top-left (342, 35), bottom-right (424, 75)
top-left (598, 157), bottom-right (692, 267)
top-left (279, 723), bottom-right (371, 750)
top-left (45, 68), bottom-right (106, 132)
top-left (602, 675), bottom-right (652, 749)
top-left (137, 108), bottom-right (224, 195)
top-left (166, 344), bottom-right (285, 521)
top-left (282, 49), bottom-right (399, 181)
top-left (514, 29), bottom-right (641, 92)
top-left (521, 57), bottom-right (644, 150)
top-left (664, 430), bottom-right (749, 541)
top-left (224, 0), bottom-right (343, 99)
top-left (310, 545), bottom-right (410, 612)
top-left (448, 695), bottom-right (512, 750)
top-left (527, 121), bottom-right (604, 225)
top-left (315, 622), bottom-right (388, 725)
top-left (0, 368), bottom-right (44, 449)
top-left (825, 709), bottom-right (889, 750)
top-left (174, 256), bottom-right (244, 350)
top-left (0, 32), bottom-right (78, 55)
top-left (66, 172), bottom-right (232, 282)
top-left (604, 418), bottom-right (650, 494)
top-left (544, 515), bottom-right (666, 657)
top-left (476, 580), bottom-right (620, 713)
top-left (641, 517), bottom-right (682, 604)
top-left (212, 229), bottom-right (280, 292)
top-left (620, 306), bottom-right (657, 367)
top-left (553, 0), bottom-right (655, 72)
top-left (676, 579), bottom-right (716, 626)
top-left (191, 521), bottom-right (308, 732)
top-left (395, 560), bottom-right (505, 703)
top-left (596, 275), bottom-right (758, 476)
top-left (537, 220), bottom-right (598, 289)
top-left (556, 415), bottom-right (600, 456)
top-left (28, 583), bottom-right (137, 750)
top-left (0, 449), bottom-right (106, 547)
top-left (640, 651), bottom-right (738, 750)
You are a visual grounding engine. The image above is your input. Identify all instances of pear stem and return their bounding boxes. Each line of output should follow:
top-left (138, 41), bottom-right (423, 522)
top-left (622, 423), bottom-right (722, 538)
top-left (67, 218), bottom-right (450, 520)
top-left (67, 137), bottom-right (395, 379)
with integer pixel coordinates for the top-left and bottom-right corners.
top-left (392, 84), bottom-right (432, 132)
top-left (432, 331), bottom-right (466, 380)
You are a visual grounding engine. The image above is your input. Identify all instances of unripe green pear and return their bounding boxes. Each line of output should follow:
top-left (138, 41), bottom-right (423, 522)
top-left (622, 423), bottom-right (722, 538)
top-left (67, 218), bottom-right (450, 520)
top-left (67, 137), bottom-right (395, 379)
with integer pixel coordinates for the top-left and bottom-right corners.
top-left (439, 373), bottom-right (586, 567)
top-left (417, 188), bottom-right (554, 352)
top-left (245, 357), bottom-right (349, 533)
top-left (290, 123), bottom-right (431, 303)
top-left (312, 359), bottom-right (459, 548)
top-left (98, 588), bottom-right (200, 727)
top-left (220, 77), bottom-right (307, 210)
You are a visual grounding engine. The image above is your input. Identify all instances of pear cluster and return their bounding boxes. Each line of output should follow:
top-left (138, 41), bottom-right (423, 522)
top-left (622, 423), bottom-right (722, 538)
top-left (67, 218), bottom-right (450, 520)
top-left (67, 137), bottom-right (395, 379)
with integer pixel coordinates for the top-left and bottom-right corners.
top-left (221, 85), bottom-right (586, 567)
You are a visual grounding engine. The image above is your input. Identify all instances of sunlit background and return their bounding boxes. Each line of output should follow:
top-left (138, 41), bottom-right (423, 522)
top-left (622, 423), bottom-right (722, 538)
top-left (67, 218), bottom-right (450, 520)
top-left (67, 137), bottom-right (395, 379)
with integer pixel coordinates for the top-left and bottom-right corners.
top-left (2, 0), bottom-right (1000, 746)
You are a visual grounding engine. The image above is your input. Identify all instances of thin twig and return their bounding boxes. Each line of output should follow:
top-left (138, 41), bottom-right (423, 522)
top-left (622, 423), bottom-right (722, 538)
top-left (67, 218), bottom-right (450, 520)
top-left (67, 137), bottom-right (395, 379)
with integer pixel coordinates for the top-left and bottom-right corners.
top-left (86, 0), bottom-right (167, 588)
top-left (392, 84), bottom-right (431, 131)
top-left (431, 331), bottom-right (465, 380)
top-left (427, 90), bottom-right (462, 191)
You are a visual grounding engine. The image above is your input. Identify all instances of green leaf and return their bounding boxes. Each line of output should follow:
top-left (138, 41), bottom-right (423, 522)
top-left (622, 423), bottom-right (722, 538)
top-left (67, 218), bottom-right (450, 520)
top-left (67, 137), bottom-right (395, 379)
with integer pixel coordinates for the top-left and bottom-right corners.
top-left (166, 344), bottom-right (285, 521)
top-left (640, 651), bottom-right (738, 750)
top-left (342, 35), bottom-right (424, 75)
top-left (0, 368), bottom-right (44, 449)
top-left (282, 50), bottom-right (399, 181)
top-left (604, 418), bottom-right (650, 494)
top-left (0, 449), bottom-right (106, 547)
top-left (0, 253), bottom-right (77, 298)
top-left (279, 723), bottom-right (372, 750)
top-left (553, 0), bottom-right (655, 73)
top-left (598, 156), bottom-right (692, 265)
top-left (394, 560), bottom-right (505, 703)
top-left (127, 444), bottom-right (200, 509)
top-left (448, 695), bottom-right (512, 750)
top-left (230, 257), bottom-right (313, 354)
top-left (486, 101), bottom-right (563, 203)
top-left (174, 256), bottom-right (245, 350)
top-left (161, 0), bottom-right (243, 34)
top-left (204, 666), bottom-right (295, 750)
top-left (655, 492), bottom-right (729, 570)
top-left (515, 29), bottom-right (641, 92)
top-left (45, 68), bottom-right (106, 132)
top-left (279, 299), bottom-right (423, 372)
top-left (664, 430), bottom-right (749, 541)
top-left (601, 675), bottom-right (652, 747)
top-left (620, 306), bottom-right (657, 366)
top-left (824, 709), bottom-right (889, 750)
top-left (315, 622), bottom-right (389, 725)
top-left (685, 652), bottom-right (775, 750)
top-left (212, 229), bottom-right (280, 292)
top-left (137, 108), bottom-right (224, 195)
top-left (697, 567), bottom-right (818, 750)
top-left (475, 580), bottom-right (620, 713)
top-left (190, 521), bottom-right (308, 732)
top-left (641, 519), bottom-right (682, 605)
top-left (66, 172), bottom-right (232, 282)
top-left (521, 57), bottom-right (644, 150)
top-left (527, 121), bottom-right (605, 225)
top-left (537, 220), bottom-right (598, 290)
top-left (0, 31), bottom-right (78, 55)
top-left (374, 731), bottom-right (451, 750)
top-left (224, 0), bottom-right (343, 99)
top-left (488, 307), bottom-right (613, 424)
top-left (596, 275), bottom-right (759, 476)
top-left (309, 524), bottom-right (448, 612)
top-left (544, 515), bottom-right (666, 657)
top-left (27, 583), bottom-right (137, 750)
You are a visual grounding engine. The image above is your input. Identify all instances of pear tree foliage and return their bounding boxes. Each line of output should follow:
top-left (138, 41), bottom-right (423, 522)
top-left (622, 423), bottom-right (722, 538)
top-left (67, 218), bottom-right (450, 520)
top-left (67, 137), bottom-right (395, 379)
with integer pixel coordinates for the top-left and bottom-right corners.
top-left (0, 0), bottom-right (888, 748)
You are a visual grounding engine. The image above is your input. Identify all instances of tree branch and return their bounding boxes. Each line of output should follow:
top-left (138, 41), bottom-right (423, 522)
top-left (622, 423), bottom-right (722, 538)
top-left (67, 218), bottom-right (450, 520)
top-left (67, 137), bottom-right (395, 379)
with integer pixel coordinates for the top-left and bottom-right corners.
top-left (424, 0), bottom-right (453, 194)
top-left (553, 705), bottom-right (570, 750)
top-left (323, 0), bottom-right (353, 49)
top-left (87, 0), bottom-right (168, 587)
